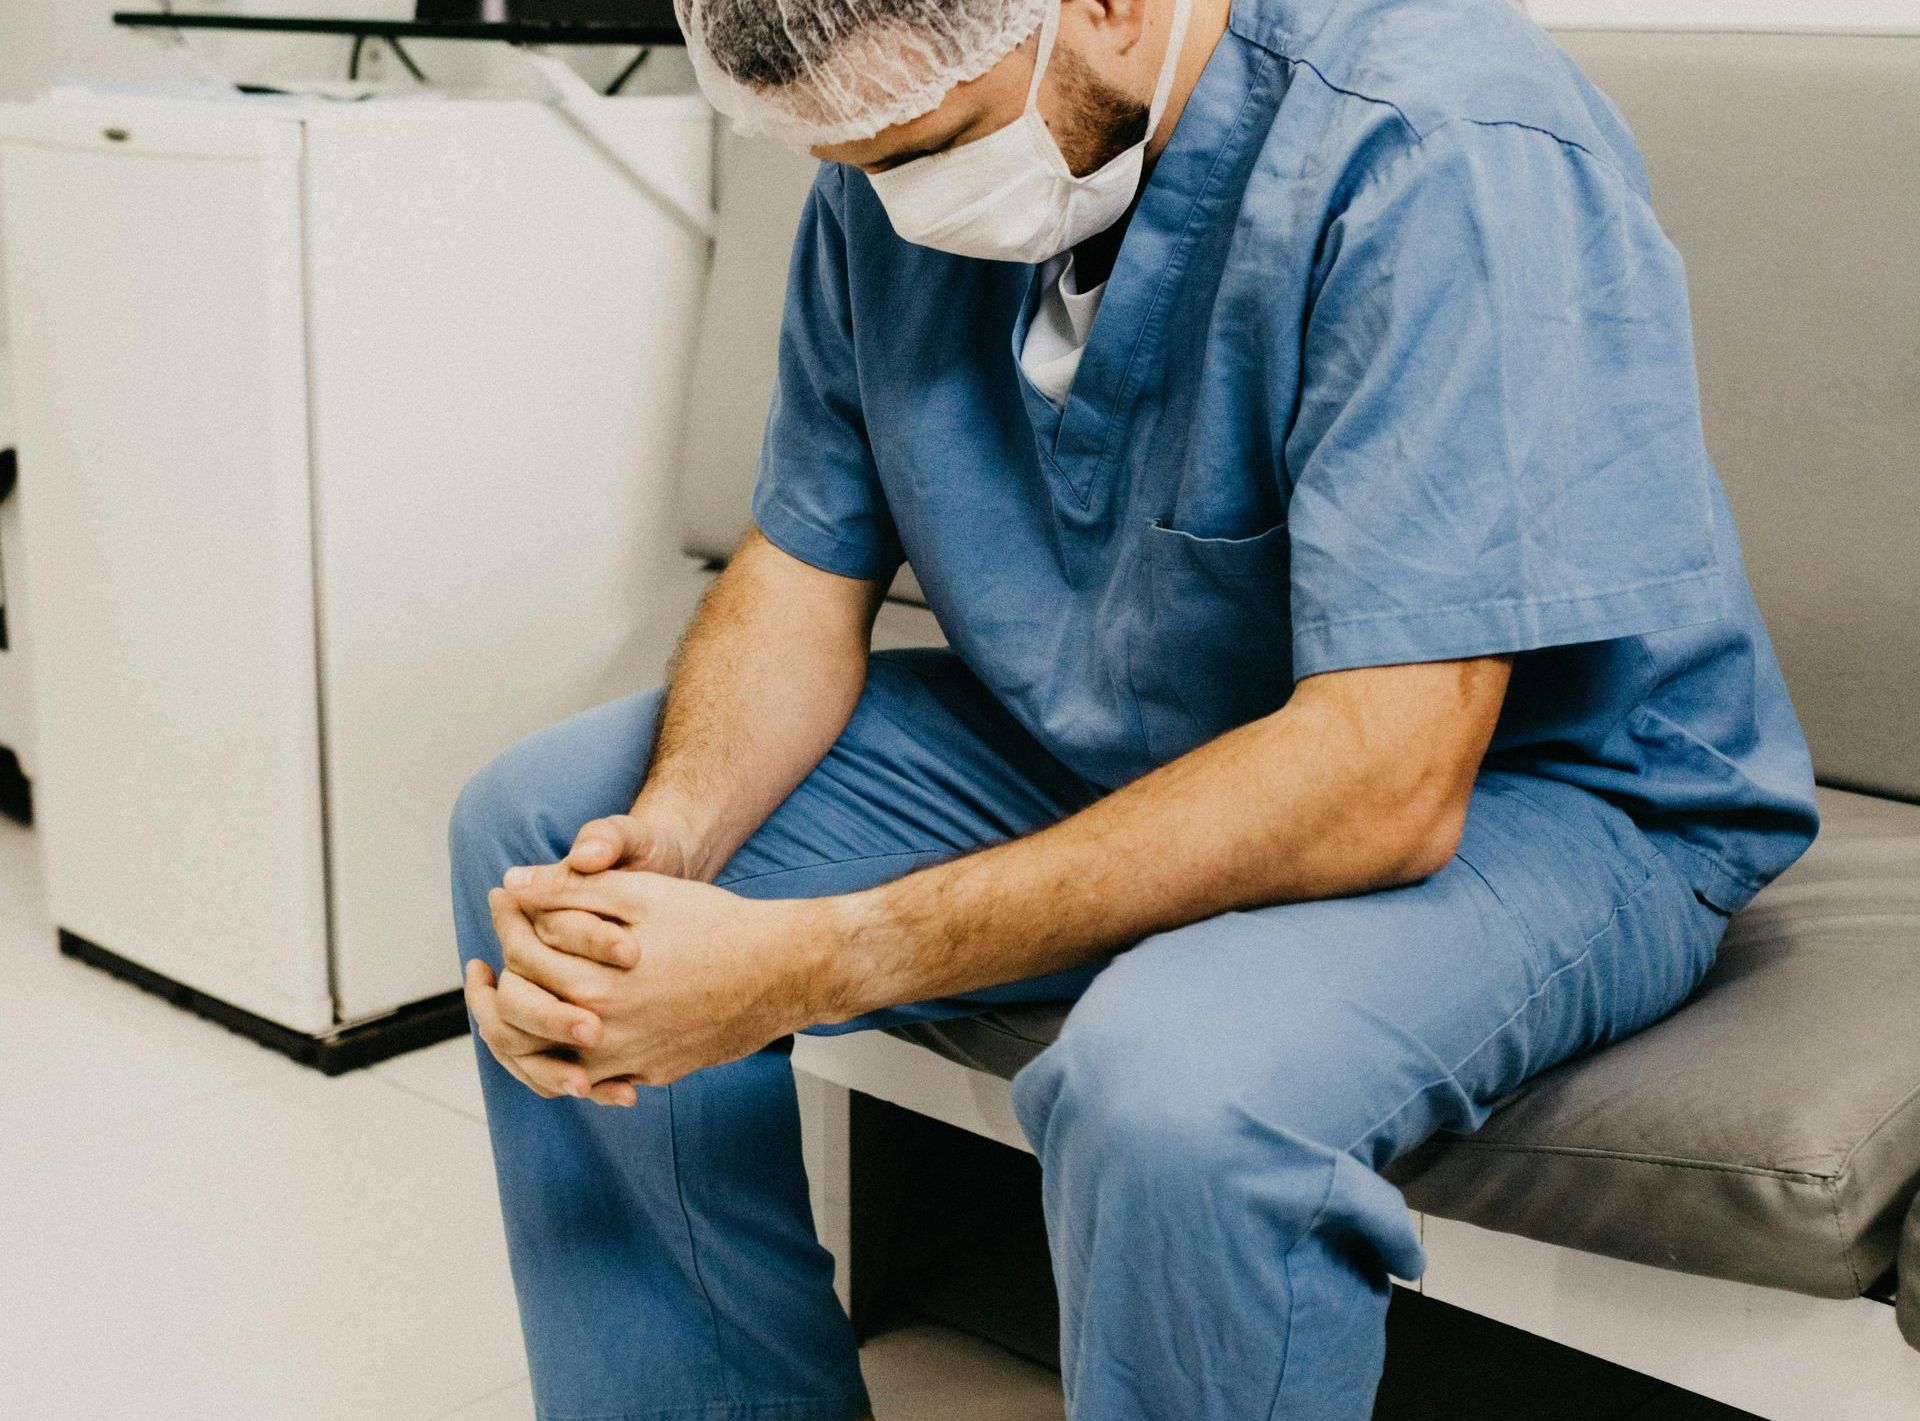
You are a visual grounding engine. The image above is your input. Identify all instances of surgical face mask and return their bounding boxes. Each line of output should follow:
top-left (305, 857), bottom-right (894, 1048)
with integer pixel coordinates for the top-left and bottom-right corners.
top-left (867, 0), bottom-right (1194, 264)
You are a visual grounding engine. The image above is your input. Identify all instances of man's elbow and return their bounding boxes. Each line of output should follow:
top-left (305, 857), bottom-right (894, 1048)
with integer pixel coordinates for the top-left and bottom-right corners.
top-left (1376, 790), bottom-right (1471, 888)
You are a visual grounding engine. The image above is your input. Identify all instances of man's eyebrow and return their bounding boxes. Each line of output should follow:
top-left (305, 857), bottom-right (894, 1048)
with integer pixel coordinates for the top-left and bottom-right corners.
top-left (885, 138), bottom-right (954, 164)
top-left (871, 142), bottom-right (949, 171)
top-left (869, 116), bottom-right (978, 171)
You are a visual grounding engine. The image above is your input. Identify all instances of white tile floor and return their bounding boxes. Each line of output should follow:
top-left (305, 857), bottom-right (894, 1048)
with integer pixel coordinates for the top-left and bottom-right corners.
top-left (0, 814), bottom-right (1063, 1421)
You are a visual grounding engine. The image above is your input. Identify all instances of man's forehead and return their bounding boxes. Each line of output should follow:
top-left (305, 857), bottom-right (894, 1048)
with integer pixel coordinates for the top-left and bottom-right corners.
top-left (807, 36), bottom-right (1028, 167)
top-left (810, 89), bottom-right (975, 165)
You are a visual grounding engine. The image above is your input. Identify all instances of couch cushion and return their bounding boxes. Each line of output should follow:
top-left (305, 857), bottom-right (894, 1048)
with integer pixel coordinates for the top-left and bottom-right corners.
top-left (888, 787), bottom-right (1920, 1299)
top-left (1901, 1193), bottom-right (1920, 1346)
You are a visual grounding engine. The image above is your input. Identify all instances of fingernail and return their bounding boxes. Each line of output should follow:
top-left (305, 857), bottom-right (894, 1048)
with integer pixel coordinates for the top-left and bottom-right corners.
top-left (572, 1023), bottom-right (595, 1045)
top-left (503, 866), bottom-right (531, 889)
top-left (566, 1080), bottom-right (586, 1098)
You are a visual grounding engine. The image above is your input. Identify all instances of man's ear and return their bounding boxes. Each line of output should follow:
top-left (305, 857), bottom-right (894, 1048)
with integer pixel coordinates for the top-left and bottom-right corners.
top-left (1064, 0), bottom-right (1150, 59)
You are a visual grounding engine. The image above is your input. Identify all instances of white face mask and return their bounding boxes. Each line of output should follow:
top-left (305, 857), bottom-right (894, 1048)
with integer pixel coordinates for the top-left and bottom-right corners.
top-left (867, 0), bottom-right (1194, 264)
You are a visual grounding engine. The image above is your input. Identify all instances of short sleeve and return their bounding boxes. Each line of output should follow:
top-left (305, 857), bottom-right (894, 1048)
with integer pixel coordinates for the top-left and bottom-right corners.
top-left (750, 164), bottom-right (906, 581)
top-left (1283, 118), bottom-right (1727, 677)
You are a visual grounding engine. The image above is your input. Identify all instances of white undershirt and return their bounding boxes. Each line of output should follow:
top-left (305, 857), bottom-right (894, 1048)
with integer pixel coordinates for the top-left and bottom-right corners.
top-left (1019, 250), bottom-right (1110, 408)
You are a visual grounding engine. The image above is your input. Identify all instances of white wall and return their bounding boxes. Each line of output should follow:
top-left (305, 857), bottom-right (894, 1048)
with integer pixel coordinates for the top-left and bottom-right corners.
top-left (0, 0), bottom-right (420, 337)
top-left (0, 0), bottom-right (685, 333)
top-left (0, 0), bottom-right (420, 106)
top-left (1523, 0), bottom-right (1920, 32)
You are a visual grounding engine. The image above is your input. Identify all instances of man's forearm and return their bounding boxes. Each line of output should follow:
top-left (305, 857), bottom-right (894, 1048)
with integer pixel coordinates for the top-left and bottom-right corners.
top-left (814, 657), bottom-right (1512, 1019)
top-left (636, 527), bottom-right (887, 880)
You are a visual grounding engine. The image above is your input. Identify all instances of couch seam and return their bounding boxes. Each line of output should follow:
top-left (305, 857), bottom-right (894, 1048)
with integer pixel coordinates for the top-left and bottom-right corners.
top-left (1410, 1136), bottom-right (1843, 1182)
top-left (1827, 1080), bottom-right (1920, 1297)
top-left (1834, 1078), bottom-right (1920, 1179)
top-left (1425, 1077), bottom-right (1920, 1187)
top-left (913, 1013), bottom-right (1064, 1051)
top-left (1825, 1172), bottom-right (1865, 1295)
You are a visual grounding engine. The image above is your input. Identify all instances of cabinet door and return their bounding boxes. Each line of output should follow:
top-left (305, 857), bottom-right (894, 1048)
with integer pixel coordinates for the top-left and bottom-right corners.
top-left (302, 99), bottom-right (712, 1022)
top-left (0, 105), bottom-right (333, 1032)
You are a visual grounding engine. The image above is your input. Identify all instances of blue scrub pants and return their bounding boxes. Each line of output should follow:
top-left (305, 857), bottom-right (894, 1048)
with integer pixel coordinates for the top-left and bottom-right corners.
top-left (448, 648), bottom-right (1729, 1421)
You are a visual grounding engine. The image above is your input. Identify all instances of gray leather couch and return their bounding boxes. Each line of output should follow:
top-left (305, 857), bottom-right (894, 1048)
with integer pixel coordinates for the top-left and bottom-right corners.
top-left (674, 30), bottom-right (1920, 1341)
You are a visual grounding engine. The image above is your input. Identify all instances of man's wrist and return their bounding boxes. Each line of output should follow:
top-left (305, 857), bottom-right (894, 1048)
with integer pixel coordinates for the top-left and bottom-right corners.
top-left (627, 784), bottom-right (734, 881)
top-left (787, 887), bottom-right (906, 1027)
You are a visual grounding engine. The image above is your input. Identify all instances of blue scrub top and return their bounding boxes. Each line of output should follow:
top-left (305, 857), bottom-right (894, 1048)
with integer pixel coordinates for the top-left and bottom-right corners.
top-left (748, 0), bottom-right (1819, 914)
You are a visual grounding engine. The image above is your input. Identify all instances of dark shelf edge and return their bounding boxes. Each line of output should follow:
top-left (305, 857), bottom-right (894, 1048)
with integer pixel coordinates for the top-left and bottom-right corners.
top-left (59, 928), bottom-right (470, 1074)
top-left (112, 10), bottom-right (685, 46)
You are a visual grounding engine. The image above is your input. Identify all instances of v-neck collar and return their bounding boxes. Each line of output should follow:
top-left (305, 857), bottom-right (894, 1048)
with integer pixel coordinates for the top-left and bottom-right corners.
top-left (1006, 2), bottom-right (1279, 514)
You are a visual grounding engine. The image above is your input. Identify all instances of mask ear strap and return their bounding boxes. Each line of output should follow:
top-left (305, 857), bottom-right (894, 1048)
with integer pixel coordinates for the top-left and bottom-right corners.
top-left (1144, 0), bottom-right (1195, 129)
top-left (1025, 2), bottom-right (1062, 110)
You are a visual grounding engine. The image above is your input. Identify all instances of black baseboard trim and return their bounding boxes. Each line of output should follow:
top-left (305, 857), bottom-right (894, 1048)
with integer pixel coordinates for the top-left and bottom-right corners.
top-left (57, 929), bottom-right (469, 1075)
top-left (0, 745), bottom-right (29, 825)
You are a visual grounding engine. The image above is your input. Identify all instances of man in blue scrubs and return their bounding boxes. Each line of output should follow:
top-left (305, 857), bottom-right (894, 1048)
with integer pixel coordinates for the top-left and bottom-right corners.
top-left (448, 0), bottom-right (1819, 1416)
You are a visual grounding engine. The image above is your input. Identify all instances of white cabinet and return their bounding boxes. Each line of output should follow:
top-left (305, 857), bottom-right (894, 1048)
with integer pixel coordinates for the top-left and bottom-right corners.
top-left (0, 85), bottom-right (713, 1065)
top-left (0, 348), bottom-right (34, 803)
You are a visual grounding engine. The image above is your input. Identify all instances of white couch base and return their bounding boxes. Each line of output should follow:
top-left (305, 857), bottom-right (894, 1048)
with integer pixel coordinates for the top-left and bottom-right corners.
top-left (792, 1031), bottom-right (1920, 1420)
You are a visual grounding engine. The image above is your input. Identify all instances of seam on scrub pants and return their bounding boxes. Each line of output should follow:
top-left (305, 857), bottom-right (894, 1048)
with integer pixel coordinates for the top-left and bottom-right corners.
top-left (1259, 1145), bottom-right (1346, 1421)
top-left (1349, 864), bottom-right (1665, 1163)
top-left (663, 1083), bottom-right (734, 1409)
top-left (1250, 868), bottom-right (1654, 1420)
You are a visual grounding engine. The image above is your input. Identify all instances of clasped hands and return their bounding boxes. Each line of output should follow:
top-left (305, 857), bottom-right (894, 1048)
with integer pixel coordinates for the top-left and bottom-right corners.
top-left (465, 811), bottom-right (843, 1107)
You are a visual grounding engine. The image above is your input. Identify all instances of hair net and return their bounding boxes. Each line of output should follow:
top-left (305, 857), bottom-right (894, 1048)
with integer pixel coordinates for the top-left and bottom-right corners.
top-left (675, 0), bottom-right (1052, 149)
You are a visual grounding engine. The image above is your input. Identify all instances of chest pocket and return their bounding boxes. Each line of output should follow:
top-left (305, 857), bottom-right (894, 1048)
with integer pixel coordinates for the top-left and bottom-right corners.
top-left (1127, 518), bottom-right (1296, 763)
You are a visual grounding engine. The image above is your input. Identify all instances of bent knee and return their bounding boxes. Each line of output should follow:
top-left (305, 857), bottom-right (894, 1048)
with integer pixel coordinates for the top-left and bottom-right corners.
top-left (447, 685), bottom-right (669, 864)
top-left (1014, 996), bottom-right (1260, 1179)
top-left (447, 742), bottom-right (535, 864)
top-left (1013, 971), bottom-right (1379, 1181)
